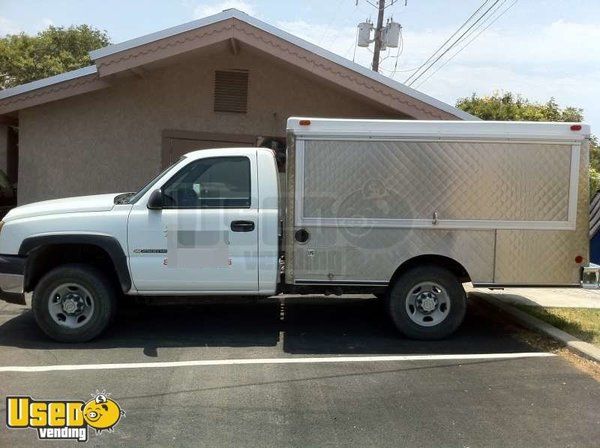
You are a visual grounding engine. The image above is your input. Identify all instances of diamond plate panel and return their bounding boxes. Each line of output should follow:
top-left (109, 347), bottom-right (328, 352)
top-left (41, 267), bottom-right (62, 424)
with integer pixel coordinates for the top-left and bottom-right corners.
top-left (303, 140), bottom-right (572, 222)
top-left (293, 227), bottom-right (495, 283)
top-left (495, 140), bottom-right (590, 284)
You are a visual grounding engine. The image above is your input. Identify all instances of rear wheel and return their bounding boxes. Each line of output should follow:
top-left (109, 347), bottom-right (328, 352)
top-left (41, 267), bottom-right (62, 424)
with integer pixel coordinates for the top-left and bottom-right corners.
top-left (32, 264), bottom-right (116, 342)
top-left (386, 265), bottom-right (466, 340)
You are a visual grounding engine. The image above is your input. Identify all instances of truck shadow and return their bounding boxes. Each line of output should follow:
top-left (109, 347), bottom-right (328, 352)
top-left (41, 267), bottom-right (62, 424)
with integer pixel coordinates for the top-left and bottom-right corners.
top-left (0, 296), bottom-right (535, 354)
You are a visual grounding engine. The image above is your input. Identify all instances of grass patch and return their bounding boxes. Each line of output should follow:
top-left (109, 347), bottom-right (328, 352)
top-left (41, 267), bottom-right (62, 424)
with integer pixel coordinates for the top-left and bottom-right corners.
top-left (513, 305), bottom-right (600, 346)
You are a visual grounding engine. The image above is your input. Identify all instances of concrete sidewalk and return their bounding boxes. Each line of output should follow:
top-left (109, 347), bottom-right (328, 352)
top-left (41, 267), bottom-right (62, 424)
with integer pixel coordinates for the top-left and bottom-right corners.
top-left (468, 287), bottom-right (600, 308)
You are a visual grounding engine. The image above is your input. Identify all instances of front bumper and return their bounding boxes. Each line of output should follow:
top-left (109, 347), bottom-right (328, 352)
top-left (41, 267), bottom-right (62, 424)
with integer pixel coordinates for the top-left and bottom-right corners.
top-left (581, 263), bottom-right (600, 289)
top-left (0, 255), bottom-right (26, 305)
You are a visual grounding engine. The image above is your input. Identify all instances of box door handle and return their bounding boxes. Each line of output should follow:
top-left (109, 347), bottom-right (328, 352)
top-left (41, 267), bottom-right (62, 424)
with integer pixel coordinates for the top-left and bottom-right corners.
top-left (231, 220), bottom-right (255, 232)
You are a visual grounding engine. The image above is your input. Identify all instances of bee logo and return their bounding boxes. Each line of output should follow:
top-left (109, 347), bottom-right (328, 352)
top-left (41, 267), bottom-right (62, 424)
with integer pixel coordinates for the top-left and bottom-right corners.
top-left (82, 391), bottom-right (125, 433)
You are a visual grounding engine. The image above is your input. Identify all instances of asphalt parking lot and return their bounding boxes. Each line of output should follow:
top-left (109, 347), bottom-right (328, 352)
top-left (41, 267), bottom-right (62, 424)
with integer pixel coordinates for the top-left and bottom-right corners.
top-left (0, 296), bottom-right (599, 447)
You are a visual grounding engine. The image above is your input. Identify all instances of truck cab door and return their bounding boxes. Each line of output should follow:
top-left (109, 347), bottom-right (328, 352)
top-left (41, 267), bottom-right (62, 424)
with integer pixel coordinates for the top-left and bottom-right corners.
top-left (127, 152), bottom-right (259, 293)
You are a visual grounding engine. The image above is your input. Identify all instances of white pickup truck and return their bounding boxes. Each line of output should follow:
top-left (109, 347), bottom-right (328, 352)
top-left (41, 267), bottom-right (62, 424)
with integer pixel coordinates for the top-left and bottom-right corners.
top-left (0, 118), bottom-right (597, 342)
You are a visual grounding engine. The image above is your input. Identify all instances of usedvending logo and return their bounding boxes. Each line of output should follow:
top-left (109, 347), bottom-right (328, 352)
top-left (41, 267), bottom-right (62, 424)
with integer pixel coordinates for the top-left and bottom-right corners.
top-left (6, 390), bottom-right (124, 442)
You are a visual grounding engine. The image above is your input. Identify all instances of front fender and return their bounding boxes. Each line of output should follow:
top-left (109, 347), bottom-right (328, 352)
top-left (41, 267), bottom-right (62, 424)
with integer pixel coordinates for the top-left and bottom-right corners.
top-left (19, 234), bottom-right (132, 293)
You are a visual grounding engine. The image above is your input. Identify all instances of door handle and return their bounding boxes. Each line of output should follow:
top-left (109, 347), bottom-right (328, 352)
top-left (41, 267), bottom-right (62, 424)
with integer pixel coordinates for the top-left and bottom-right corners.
top-left (231, 220), bottom-right (255, 232)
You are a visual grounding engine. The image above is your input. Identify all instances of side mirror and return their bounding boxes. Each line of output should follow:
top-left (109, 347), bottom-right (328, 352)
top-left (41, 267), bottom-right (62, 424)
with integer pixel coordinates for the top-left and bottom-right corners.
top-left (147, 189), bottom-right (164, 210)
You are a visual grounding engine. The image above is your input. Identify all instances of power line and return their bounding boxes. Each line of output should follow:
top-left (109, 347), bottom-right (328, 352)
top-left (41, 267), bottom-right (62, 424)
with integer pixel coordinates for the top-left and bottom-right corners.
top-left (404, 0), bottom-right (492, 83)
top-left (388, 28), bottom-right (405, 76)
top-left (413, 0), bottom-right (518, 89)
top-left (405, 0), bottom-right (501, 85)
top-left (414, 0), bottom-right (518, 89)
top-left (352, 25), bottom-right (360, 61)
top-left (413, 0), bottom-right (508, 76)
top-left (407, 0), bottom-right (502, 86)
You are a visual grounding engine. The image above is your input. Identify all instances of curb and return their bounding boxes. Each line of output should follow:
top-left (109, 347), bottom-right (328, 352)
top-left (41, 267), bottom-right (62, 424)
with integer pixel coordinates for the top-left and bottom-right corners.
top-left (470, 291), bottom-right (600, 363)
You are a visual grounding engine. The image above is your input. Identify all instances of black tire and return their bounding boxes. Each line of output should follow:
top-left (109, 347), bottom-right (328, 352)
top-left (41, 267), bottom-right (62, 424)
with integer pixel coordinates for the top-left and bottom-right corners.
top-left (32, 264), bottom-right (116, 342)
top-left (386, 265), bottom-right (466, 340)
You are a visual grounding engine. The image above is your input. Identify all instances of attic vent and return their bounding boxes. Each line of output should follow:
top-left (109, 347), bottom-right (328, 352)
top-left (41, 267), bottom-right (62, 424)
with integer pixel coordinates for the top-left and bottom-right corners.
top-left (214, 70), bottom-right (249, 113)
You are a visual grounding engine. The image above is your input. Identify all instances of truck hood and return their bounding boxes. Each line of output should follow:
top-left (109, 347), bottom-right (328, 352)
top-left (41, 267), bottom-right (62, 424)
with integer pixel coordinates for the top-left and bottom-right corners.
top-left (3, 193), bottom-right (122, 222)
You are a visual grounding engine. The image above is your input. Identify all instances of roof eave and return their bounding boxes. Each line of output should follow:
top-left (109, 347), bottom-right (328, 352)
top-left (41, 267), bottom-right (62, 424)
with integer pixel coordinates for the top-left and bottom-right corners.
top-left (89, 9), bottom-right (238, 60)
top-left (88, 9), bottom-right (476, 121)
top-left (0, 9), bottom-right (476, 121)
top-left (0, 65), bottom-right (98, 101)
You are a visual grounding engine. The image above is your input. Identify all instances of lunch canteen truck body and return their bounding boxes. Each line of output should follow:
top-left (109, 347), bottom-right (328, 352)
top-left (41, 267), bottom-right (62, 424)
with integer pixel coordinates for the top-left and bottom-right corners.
top-left (0, 117), bottom-right (598, 342)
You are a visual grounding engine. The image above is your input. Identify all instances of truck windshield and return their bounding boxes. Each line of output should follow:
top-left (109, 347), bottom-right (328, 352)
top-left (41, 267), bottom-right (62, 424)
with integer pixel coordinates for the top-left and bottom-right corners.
top-left (125, 156), bottom-right (186, 204)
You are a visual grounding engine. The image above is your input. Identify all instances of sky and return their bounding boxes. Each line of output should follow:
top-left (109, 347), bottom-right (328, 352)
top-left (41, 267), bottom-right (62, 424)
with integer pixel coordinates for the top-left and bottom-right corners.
top-left (1, 0), bottom-right (599, 130)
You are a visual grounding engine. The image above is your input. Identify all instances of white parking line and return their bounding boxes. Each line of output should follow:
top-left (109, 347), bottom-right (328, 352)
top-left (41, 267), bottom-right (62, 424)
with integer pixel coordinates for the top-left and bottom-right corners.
top-left (0, 352), bottom-right (555, 373)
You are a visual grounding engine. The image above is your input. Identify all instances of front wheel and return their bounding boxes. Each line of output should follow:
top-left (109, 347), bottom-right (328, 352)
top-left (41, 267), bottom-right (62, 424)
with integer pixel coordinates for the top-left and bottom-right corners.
top-left (32, 264), bottom-right (116, 342)
top-left (386, 265), bottom-right (466, 340)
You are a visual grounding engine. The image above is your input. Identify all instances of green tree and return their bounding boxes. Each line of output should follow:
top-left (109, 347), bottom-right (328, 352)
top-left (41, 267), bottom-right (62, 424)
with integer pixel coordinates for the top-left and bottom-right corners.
top-left (457, 92), bottom-right (583, 122)
top-left (0, 25), bottom-right (110, 89)
top-left (589, 135), bottom-right (600, 196)
top-left (457, 92), bottom-right (599, 196)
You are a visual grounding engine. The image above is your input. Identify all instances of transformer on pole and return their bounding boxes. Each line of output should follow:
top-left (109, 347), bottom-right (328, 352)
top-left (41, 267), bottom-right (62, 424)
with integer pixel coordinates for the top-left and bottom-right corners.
top-left (355, 1), bottom-right (402, 72)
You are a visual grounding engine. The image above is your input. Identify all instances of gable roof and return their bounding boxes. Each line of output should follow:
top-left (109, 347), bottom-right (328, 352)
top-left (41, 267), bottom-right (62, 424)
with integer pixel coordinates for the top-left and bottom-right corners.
top-left (0, 9), bottom-right (477, 120)
top-left (0, 65), bottom-right (97, 100)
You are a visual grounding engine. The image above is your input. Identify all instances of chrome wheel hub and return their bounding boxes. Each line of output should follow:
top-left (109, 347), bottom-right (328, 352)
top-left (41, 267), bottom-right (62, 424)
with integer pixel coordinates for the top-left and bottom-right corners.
top-left (418, 294), bottom-right (437, 313)
top-left (62, 294), bottom-right (85, 315)
top-left (405, 282), bottom-right (451, 327)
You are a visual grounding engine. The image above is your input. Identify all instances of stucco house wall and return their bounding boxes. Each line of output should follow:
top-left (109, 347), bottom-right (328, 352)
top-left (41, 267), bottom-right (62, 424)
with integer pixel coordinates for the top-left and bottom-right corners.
top-left (4, 11), bottom-right (474, 205)
top-left (18, 47), bottom-right (403, 204)
top-left (0, 125), bottom-right (7, 177)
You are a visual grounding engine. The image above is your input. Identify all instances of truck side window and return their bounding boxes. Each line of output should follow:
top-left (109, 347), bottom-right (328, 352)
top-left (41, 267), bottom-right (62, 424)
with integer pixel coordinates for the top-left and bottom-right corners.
top-left (162, 156), bottom-right (251, 208)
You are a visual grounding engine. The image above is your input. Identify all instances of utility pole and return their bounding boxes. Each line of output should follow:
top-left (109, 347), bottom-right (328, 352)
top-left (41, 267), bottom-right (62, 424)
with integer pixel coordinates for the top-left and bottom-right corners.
top-left (371, 0), bottom-right (386, 72)
top-left (357, 0), bottom-right (402, 72)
